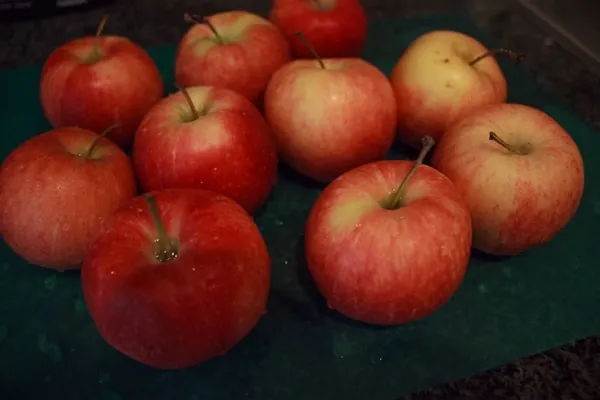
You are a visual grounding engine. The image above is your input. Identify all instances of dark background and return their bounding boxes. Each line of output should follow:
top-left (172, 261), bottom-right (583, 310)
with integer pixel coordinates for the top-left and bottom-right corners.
top-left (1, 0), bottom-right (599, 398)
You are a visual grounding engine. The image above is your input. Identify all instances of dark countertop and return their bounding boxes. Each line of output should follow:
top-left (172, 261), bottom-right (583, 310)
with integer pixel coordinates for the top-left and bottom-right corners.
top-left (1, 0), bottom-right (600, 398)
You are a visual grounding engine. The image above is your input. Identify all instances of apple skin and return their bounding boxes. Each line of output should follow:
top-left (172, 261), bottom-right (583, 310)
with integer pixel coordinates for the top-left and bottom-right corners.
top-left (269, 0), bottom-right (367, 58)
top-left (431, 103), bottom-right (585, 256)
top-left (132, 86), bottom-right (278, 214)
top-left (81, 188), bottom-right (271, 370)
top-left (175, 10), bottom-right (291, 104)
top-left (40, 36), bottom-right (164, 148)
top-left (390, 30), bottom-right (507, 149)
top-left (264, 58), bottom-right (397, 183)
top-left (305, 159), bottom-right (472, 325)
top-left (0, 127), bottom-right (137, 271)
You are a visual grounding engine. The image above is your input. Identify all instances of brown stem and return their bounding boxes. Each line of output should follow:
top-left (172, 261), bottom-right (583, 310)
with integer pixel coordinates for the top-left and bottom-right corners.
top-left (385, 136), bottom-right (435, 210)
top-left (174, 83), bottom-right (199, 120)
top-left (295, 31), bottom-right (325, 69)
top-left (184, 13), bottom-right (223, 44)
top-left (143, 194), bottom-right (179, 263)
top-left (92, 14), bottom-right (109, 61)
top-left (489, 131), bottom-right (525, 155)
top-left (82, 123), bottom-right (120, 159)
top-left (469, 48), bottom-right (525, 66)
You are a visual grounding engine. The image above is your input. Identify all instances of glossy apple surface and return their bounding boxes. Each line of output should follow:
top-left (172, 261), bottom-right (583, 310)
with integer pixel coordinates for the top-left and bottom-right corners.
top-left (390, 30), bottom-right (508, 148)
top-left (269, 0), bottom-right (367, 58)
top-left (81, 188), bottom-right (271, 369)
top-left (40, 35), bottom-right (164, 148)
top-left (175, 11), bottom-right (290, 103)
top-left (264, 57), bottom-right (397, 183)
top-left (133, 86), bottom-right (278, 214)
top-left (305, 148), bottom-right (472, 325)
top-left (431, 103), bottom-right (585, 255)
top-left (0, 127), bottom-right (137, 270)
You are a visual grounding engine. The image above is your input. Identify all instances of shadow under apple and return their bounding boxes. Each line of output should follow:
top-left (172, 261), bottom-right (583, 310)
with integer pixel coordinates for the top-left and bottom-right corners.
top-left (271, 234), bottom-right (398, 332)
top-left (470, 247), bottom-right (512, 263)
top-left (277, 163), bottom-right (325, 191)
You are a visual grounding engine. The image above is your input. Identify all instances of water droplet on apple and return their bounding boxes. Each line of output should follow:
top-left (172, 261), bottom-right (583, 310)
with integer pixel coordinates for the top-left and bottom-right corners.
top-left (191, 267), bottom-right (196, 272)
top-left (110, 270), bottom-right (115, 275)
top-left (212, 167), bottom-right (218, 172)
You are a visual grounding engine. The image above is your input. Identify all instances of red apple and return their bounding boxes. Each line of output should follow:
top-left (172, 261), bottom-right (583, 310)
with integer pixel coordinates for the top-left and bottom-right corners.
top-left (175, 11), bottom-right (290, 104)
top-left (81, 189), bottom-right (271, 369)
top-left (305, 137), bottom-right (472, 325)
top-left (132, 85), bottom-right (278, 214)
top-left (390, 30), bottom-right (523, 149)
top-left (431, 103), bottom-right (585, 256)
top-left (0, 126), bottom-right (137, 271)
top-left (40, 15), bottom-right (164, 148)
top-left (264, 41), bottom-right (397, 183)
top-left (269, 0), bottom-right (367, 58)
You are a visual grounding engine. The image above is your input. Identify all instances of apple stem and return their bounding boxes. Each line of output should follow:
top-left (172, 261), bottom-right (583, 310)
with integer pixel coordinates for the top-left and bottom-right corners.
top-left (174, 84), bottom-right (199, 120)
top-left (295, 31), bottom-right (325, 69)
top-left (184, 13), bottom-right (224, 45)
top-left (82, 123), bottom-right (120, 159)
top-left (386, 136), bottom-right (435, 210)
top-left (489, 131), bottom-right (526, 155)
top-left (92, 13), bottom-right (109, 61)
top-left (469, 48), bottom-right (525, 66)
top-left (143, 194), bottom-right (179, 263)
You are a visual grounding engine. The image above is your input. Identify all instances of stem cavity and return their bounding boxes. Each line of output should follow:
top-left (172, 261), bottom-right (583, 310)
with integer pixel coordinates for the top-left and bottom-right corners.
top-left (385, 136), bottom-right (435, 210)
top-left (469, 48), bottom-right (525, 66)
top-left (82, 123), bottom-right (120, 159)
top-left (174, 84), bottom-right (200, 121)
top-left (295, 31), bottom-right (325, 69)
top-left (91, 14), bottom-right (110, 62)
top-left (489, 131), bottom-right (530, 155)
top-left (143, 194), bottom-right (179, 263)
top-left (184, 13), bottom-right (224, 44)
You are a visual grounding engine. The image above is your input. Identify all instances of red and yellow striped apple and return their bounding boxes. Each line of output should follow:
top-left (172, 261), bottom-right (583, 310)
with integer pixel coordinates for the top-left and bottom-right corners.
top-left (40, 15), bottom-right (164, 148)
top-left (0, 126), bottom-right (137, 271)
top-left (133, 86), bottom-right (278, 214)
top-left (81, 189), bottom-right (271, 369)
top-left (175, 11), bottom-right (290, 104)
top-left (264, 39), bottom-right (397, 183)
top-left (390, 30), bottom-right (521, 149)
top-left (431, 103), bottom-right (585, 255)
top-left (305, 137), bottom-right (472, 325)
top-left (269, 0), bottom-right (367, 58)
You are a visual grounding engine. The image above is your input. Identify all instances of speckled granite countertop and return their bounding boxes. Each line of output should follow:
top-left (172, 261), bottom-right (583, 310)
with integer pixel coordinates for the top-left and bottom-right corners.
top-left (1, 0), bottom-right (600, 398)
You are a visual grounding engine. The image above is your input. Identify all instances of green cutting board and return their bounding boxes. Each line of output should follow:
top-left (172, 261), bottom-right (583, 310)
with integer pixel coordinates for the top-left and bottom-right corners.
top-left (1, 13), bottom-right (599, 400)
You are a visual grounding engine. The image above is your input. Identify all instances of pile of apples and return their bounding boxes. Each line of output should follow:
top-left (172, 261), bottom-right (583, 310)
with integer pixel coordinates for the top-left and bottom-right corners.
top-left (0, 0), bottom-right (585, 371)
